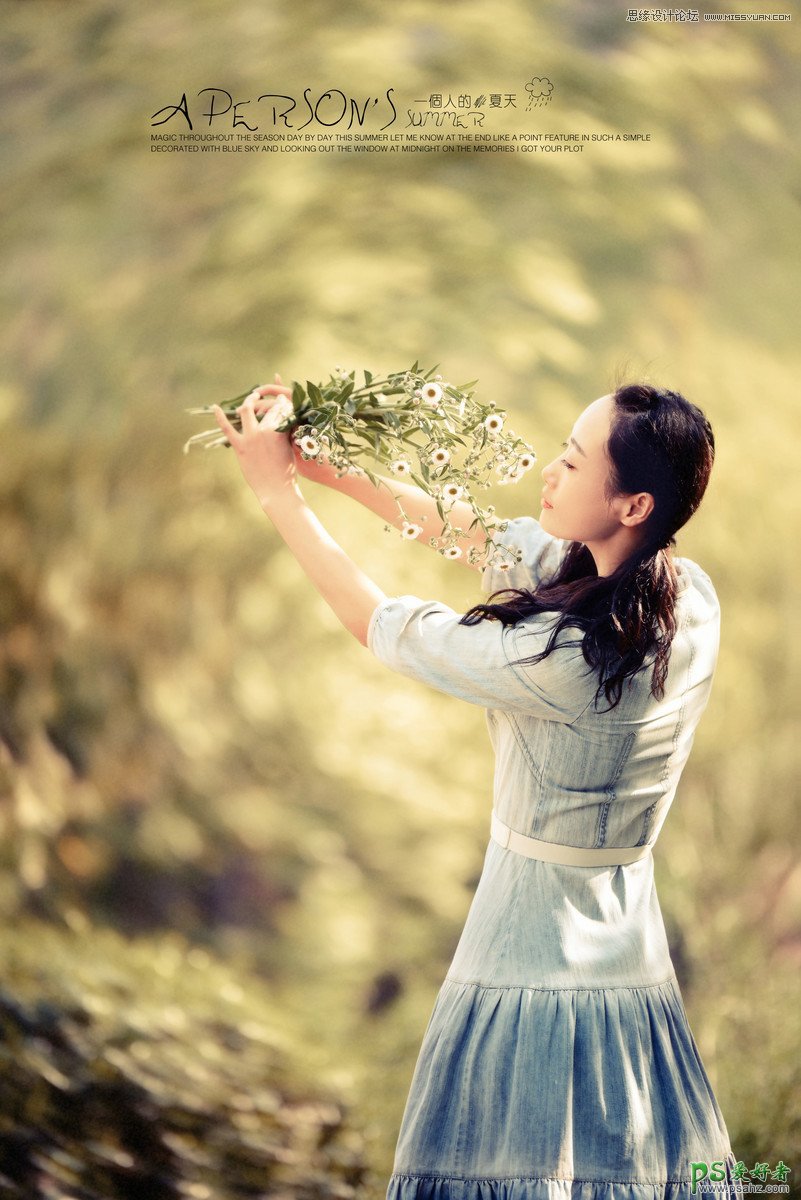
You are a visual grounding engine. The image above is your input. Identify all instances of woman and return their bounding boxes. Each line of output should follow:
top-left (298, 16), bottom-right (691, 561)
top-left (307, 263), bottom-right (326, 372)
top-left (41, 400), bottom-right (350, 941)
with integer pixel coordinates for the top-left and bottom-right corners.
top-left (213, 379), bottom-right (738, 1199)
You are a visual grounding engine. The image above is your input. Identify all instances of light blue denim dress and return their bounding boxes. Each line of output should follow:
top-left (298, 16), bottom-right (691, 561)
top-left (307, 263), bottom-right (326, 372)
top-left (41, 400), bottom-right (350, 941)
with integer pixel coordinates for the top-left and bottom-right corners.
top-left (367, 516), bottom-right (739, 1200)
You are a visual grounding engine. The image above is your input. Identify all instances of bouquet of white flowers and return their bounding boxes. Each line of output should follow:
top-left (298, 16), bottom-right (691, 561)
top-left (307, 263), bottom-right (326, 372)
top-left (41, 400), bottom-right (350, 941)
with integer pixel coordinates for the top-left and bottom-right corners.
top-left (185, 364), bottom-right (536, 571)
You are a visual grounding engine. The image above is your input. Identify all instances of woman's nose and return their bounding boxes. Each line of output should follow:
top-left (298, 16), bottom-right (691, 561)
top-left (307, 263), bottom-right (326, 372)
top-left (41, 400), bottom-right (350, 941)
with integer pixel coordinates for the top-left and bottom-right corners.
top-left (541, 459), bottom-right (556, 483)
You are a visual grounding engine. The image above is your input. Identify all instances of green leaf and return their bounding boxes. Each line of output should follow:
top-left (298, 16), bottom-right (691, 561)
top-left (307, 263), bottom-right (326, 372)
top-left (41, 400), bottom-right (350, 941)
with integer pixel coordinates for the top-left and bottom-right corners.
top-left (291, 381), bottom-right (306, 411)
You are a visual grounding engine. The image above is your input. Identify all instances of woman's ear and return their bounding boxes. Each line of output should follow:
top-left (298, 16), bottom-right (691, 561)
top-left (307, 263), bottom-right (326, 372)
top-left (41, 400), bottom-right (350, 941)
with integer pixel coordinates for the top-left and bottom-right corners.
top-left (619, 492), bottom-right (655, 528)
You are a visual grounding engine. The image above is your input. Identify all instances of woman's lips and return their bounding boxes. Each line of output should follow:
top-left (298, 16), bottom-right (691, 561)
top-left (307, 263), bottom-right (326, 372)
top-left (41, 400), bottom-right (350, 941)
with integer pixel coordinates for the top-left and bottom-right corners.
top-left (541, 496), bottom-right (553, 510)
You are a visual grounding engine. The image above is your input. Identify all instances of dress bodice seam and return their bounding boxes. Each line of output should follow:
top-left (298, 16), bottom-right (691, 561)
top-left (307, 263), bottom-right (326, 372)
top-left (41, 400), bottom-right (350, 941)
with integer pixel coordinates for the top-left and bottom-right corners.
top-left (442, 973), bottom-right (678, 992)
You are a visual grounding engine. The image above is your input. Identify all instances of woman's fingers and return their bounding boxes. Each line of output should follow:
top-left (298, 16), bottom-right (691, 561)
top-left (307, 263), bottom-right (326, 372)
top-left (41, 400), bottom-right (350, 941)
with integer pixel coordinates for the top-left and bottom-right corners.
top-left (238, 392), bottom-right (261, 435)
top-left (214, 376), bottom-right (292, 442)
top-left (214, 395), bottom-right (283, 442)
top-left (238, 390), bottom-right (292, 437)
top-left (249, 377), bottom-right (292, 411)
top-left (213, 405), bottom-right (239, 444)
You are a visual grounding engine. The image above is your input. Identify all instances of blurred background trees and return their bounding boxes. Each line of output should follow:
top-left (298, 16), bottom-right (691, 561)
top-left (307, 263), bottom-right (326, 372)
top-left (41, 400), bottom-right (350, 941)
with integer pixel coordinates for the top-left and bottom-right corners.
top-left (1, 0), bottom-right (800, 1195)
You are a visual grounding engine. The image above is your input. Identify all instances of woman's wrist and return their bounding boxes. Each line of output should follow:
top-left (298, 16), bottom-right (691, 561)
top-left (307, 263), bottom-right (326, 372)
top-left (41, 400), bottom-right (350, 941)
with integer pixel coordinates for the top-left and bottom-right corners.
top-left (296, 454), bottom-right (344, 490)
top-left (258, 481), bottom-right (306, 515)
top-left (295, 448), bottom-right (375, 492)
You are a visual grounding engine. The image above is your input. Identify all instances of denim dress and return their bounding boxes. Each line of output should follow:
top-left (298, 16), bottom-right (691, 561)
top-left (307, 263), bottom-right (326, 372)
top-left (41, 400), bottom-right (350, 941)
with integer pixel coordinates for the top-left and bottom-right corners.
top-left (367, 516), bottom-right (738, 1200)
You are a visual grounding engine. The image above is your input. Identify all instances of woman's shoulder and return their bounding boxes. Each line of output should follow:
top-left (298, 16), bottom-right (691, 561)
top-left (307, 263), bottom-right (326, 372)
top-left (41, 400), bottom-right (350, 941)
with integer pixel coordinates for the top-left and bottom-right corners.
top-left (481, 514), bottom-right (569, 596)
top-left (673, 555), bottom-right (720, 622)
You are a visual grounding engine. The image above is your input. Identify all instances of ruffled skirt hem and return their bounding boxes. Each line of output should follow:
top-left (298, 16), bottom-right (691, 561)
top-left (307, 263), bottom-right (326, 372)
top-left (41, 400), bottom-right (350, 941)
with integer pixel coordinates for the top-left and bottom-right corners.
top-left (387, 1167), bottom-right (743, 1200)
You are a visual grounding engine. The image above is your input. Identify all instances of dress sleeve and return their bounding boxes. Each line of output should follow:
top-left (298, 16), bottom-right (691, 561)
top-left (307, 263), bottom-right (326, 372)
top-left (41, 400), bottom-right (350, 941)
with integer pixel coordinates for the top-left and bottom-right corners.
top-left (480, 515), bottom-right (570, 597)
top-left (367, 594), bottom-right (595, 722)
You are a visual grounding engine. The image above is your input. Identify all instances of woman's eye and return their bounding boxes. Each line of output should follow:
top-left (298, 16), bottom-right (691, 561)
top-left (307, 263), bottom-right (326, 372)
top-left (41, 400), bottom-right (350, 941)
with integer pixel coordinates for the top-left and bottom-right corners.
top-left (559, 441), bottom-right (575, 470)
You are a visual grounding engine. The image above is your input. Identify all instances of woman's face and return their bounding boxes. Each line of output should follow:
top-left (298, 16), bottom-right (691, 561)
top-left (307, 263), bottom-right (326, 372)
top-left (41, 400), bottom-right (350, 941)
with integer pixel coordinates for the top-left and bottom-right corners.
top-left (538, 394), bottom-right (623, 546)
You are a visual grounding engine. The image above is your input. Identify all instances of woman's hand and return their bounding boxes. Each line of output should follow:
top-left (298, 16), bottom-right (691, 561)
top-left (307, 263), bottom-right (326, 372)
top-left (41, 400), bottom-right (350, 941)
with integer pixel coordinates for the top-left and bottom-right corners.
top-left (213, 374), bottom-right (300, 508)
top-left (244, 373), bottom-right (339, 486)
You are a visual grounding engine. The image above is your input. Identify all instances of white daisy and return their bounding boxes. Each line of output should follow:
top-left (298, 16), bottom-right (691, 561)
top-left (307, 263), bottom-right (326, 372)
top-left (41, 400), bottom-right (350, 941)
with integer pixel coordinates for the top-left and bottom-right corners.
top-left (390, 459), bottom-right (412, 476)
top-left (517, 452), bottom-right (536, 471)
top-left (298, 435), bottom-right (321, 456)
top-left (441, 483), bottom-right (464, 504)
top-left (443, 545), bottom-right (463, 560)
top-left (422, 382), bottom-right (443, 405)
top-left (401, 522), bottom-right (423, 539)
top-left (430, 446), bottom-right (451, 467)
top-left (484, 414), bottom-right (505, 434)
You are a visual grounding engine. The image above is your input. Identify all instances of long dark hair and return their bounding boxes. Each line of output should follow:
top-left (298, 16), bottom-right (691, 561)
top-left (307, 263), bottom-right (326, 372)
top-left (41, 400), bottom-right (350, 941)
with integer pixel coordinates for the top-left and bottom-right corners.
top-left (459, 384), bottom-right (715, 709)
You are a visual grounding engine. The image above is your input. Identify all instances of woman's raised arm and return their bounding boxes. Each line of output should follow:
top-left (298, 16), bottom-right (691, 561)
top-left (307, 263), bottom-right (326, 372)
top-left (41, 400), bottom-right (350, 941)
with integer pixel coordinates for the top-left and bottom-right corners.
top-left (214, 389), bottom-right (385, 647)
top-left (307, 462), bottom-right (489, 569)
top-left (255, 488), bottom-right (387, 647)
top-left (251, 379), bottom-right (490, 570)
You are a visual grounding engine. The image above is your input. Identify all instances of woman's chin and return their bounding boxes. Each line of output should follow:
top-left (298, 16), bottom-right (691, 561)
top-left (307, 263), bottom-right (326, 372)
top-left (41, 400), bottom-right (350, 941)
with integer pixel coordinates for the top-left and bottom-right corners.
top-left (539, 505), bottom-right (567, 540)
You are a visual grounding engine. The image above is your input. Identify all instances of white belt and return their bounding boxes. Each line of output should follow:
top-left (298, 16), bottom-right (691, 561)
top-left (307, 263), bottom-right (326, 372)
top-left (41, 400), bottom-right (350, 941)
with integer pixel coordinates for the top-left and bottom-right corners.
top-left (490, 808), bottom-right (652, 867)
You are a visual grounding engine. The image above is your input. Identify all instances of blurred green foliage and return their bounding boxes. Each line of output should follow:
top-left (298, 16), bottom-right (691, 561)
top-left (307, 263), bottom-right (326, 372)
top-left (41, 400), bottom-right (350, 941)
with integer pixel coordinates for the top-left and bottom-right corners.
top-left (1, 0), bottom-right (800, 1195)
top-left (0, 920), bottom-right (368, 1197)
